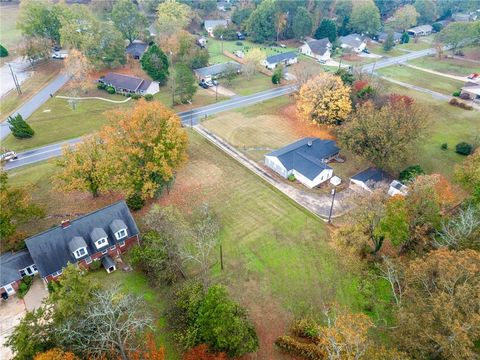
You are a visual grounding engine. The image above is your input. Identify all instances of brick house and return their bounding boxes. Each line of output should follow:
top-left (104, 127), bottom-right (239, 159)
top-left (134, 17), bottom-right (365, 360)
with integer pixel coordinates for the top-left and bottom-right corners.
top-left (0, 250), bottom-right (37, 299)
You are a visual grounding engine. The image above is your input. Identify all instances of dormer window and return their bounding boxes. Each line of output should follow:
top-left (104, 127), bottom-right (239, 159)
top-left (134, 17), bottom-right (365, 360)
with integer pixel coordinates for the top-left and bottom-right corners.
top-left (69, 236), bottom-right (89, 260)
top-left (115, 229), bottom-right (127, 240)
top-left (74, 247), bottom-right (87, 259)
top-left (95, 237), bottom-right (108, 249)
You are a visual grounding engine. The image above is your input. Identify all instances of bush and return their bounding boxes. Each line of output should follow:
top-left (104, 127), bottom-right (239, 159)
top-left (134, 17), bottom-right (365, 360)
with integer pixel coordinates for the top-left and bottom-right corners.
top-left (272, 71), bottom-right (281, 84)
top-left (236, 41), bottom-right (243, 46)
top-left (131, 94), bottom-right (141, 100)
top-left (455, 142), bottom-right (473, 156)
top-left (449, 97), bottom-right (473, 110)
top-left (452, 91), bottom-right (460, 97)
top-left (288, 174), bottom-right (296, 182)
top-left (441, 143), bottom-right (448, 150)
top-left (0, 44), bottom-right (8, 57)
top-left (126, 193), bottom-right (145, 210)
top-left (106, 86), bottom-right (116, 94)
top-left (399, 165), bottom-right (425, 182)
top-left (7, 114), bottom-right (35, 138)
top-left (89, 260), bottom-right (101, 271)
top-left (97, 82), bottom-right (106, 90)
top-left (432, 22), bottom-right (443, 32)
top-left (275, 336), bottom-right (324, 360)
top-left (17, 276), bottom-right (34, 298)
top-left (144, 94), bottom-right (154, 101)
top-left (290, 319), bottom-right (319, 339)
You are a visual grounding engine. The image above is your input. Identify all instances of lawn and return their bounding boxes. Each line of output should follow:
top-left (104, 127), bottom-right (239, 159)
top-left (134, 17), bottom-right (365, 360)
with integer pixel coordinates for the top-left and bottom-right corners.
top-left (0, 4), bottom-right (22, 52)
top-left (408, 55), bottom-right (480, 77)
top-left (368, 42), bottom-right (405, 57)
top-left (1, 61), bottom-right (64, 118)
top-left (225, 72), bottom-right (274, 96)
top-left (398, 37), bottom-right (433, 51)
top-left (378, 65), bottom-right (465, 95)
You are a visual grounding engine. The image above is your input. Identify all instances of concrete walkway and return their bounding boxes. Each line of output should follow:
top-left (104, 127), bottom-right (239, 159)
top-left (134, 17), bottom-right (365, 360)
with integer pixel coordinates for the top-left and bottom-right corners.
top-left (23, 277), bottom-right (48, 311)
top-left (194, 125), bottom-right (352, 221)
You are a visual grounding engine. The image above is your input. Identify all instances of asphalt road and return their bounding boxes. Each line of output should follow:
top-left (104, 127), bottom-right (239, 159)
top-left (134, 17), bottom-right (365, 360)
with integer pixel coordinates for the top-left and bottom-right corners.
top-left (4, 85), bottom-right (296, 171)
top-left (361, 47), bottom-right (436, 73)
top-left (0, 73), bottom-right (70, 140)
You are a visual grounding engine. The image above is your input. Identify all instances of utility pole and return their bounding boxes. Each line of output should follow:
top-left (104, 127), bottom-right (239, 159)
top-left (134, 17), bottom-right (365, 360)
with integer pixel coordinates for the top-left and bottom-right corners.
top-left (8, 63), bottom-right (22, 95)
top-left (220, 35), bottom-right (224, 54)
top-left (220, 244), bottom-right (224, 270)
top-left (328, 188), bottom-right (336, 224)
top-left (215, 83), bottom-right (218, 101)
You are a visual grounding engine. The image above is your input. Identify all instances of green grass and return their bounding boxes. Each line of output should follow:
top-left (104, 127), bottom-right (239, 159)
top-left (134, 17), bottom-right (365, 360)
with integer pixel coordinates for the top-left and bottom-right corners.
top-left (0, 5), bottom-right (22, 50)
top-left (368, 43), bottom-right (405, 57)
top-left (378, 65), bottom-right (465, 95)
top-left (408, 56), bottom-right (480, 77)
top-left (398, 37), bottom-right (433, 51)
top-left (226, 72), bottom-right (274, 96)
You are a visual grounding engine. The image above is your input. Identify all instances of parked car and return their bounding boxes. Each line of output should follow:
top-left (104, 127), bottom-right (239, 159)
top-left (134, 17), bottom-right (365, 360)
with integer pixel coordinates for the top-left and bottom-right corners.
top-left (199, 81), bottom-right (209, 89)
top-left (362, 48), bottom-right (370, 54)
top-left (234, 50), bottom-right (244, 58)
top-left (52, 52), bottom-right (67, 60)
top-left (53, 45), bottom-right (61, 52)
top-left (0, 151), bottom-right (18, 162)
top-left (467, 73), bottom-right (479, 80)
top-left (237, 32), bottom-right (245, 40)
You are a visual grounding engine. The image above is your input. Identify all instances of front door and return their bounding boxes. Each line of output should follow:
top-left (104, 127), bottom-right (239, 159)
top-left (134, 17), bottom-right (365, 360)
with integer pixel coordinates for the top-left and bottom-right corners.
top-left (4, 283), bottom-right (15, 295)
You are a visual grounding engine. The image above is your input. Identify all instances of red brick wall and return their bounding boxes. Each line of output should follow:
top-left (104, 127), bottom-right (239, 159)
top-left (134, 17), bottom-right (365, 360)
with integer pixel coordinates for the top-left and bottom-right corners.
top-left (0, 279), bottom-right (21, 294)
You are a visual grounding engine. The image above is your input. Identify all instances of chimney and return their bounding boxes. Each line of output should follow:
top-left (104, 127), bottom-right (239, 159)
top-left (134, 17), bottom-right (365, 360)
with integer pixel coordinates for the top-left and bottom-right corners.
top-left (61, 219), bottom-right (71, 229)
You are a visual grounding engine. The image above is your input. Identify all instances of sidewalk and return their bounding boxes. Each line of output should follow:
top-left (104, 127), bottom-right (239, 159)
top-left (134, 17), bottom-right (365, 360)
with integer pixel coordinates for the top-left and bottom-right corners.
top-left (194, 125), bottom-right (352, 220)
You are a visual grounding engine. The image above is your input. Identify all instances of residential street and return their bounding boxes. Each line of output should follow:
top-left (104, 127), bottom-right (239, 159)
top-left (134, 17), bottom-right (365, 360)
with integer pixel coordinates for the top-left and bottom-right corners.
top-left (361, 47), bottom-right (437, 73)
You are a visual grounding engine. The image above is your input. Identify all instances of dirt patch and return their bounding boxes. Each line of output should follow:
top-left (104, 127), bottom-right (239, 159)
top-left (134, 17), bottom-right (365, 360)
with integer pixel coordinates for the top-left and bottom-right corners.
top-left (342, 54), bottom-right (363, 62)
top-left (280, 104), bottom-right (336, 140)
top-left (460, 47), bottom-right (480, 61)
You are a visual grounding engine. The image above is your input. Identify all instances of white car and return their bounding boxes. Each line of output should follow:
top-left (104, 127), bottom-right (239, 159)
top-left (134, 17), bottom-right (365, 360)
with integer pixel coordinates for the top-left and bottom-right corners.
top-left (52, 52), bottom-right (67, 60)
top-left (0, 151), bottom-right (18, 162)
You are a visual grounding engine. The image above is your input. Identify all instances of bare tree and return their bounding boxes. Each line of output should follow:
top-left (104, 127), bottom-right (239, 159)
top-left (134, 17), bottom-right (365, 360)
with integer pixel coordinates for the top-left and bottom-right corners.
top-left (435, 205), bottom-right (480, 250)
top-left (376, 256), bottom-right (404, 306)
top-left (59, 286), bottom-right (153, 360)
top-left (290, 62), bottom-right (318, 87)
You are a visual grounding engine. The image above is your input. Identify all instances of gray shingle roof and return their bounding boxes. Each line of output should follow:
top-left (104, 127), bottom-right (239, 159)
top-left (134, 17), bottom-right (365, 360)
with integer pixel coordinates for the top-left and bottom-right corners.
top-left (378, 32), bottom-right (402, 41)
top-left (265, 51), bottom-right (297, 64)
top-left (306, 38), bottom-right (331, 55)
top-left (90, 228), bottom-right (108, 242)
top-left (340, 34), bottom-right (366, 48)
top-left (0, 250), bottom-right (34, 286)
top-left (101, 73), bottom-right (152, 93)
top-left (25, 201), bottom-right (139, 278)
top-left (194, 61), bottom-right (241, 79)
top-left (267, 138), bottom-right (340, 180)
top-left (68, 236), bottom-right (88, 253)
top-left (351, 167), bottom-right (391, 189)
top-left (204, 19), bottom-right (228, 30)
top-left (101, 255), bottom-right (115, 269)
top-left (109, 219), bottom-right (127, 234)
top-left (125, 41), bottom-right (148, 58)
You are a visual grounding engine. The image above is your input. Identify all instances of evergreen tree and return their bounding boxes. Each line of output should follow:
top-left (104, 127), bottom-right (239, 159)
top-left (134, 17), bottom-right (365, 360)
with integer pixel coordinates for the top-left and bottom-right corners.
top-left (171, 64), bottom-right (197, 104)
top-left (292, 7), bottom-right (313, 40)
top-left (383, 32), bottom-right (395, 52)
top-left (0, 44), bottom-right (8, 57)
top-left (140, 44), bottom-right (170, 85)
top-left (245, 0), bottom-right (277, 43)
top-left (314, 19), bottom-right (337, 42)
top-left (401, 31), bottom-right (410, 43)
top-left (7, 114), bottom-right (35, 138)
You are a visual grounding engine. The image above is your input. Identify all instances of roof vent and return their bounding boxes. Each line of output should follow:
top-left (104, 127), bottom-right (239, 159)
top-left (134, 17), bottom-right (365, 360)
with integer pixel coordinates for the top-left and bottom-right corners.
top-left (61, 220), bottom-right (71, 229)
top-left (307, 141), bottom-right (313, 147)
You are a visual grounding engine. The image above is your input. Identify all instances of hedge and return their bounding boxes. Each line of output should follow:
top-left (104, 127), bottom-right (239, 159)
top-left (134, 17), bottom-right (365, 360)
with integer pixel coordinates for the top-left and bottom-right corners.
top-left (275, 336), bottom-right (325, 360)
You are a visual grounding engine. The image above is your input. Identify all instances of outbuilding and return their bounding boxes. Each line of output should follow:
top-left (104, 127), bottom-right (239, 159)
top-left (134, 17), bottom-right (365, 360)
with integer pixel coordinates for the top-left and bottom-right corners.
top-left (350, 167), bottom-right (391, 192)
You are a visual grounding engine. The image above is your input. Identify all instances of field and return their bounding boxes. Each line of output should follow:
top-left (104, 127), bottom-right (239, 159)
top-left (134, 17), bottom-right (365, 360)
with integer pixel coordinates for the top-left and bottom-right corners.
top-left (0, 4), bottom-right (22, 52)
top-left (9, 131), bottom-right (392, 358)
top-left (408, 55), bottom-right (479, 77)
top-left (378, 65), bottom-right (464, 95)
top-left (368, 42), bottom-right (405, 57)
top-left (225, 72), bottom-right (274, 96)
top-left (398, 36), bottom-right (434, 51)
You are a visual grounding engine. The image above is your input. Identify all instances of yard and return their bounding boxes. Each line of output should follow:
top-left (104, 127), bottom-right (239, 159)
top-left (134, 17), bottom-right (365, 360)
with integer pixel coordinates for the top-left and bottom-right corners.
top-left (368, 42), bottom-right (406, 57)
top-left (0, 4), bottom-right (22, 54)
top-left (8, 131), bottom-right (393, 358)
top-left (377, 64), bottom-right (465, 95)
top-left (398, 35), bottom-right (434, 51)
top-left (224, 72), bottom-right (274, 96)
top-left (408, 55), bottom-right (480, 77)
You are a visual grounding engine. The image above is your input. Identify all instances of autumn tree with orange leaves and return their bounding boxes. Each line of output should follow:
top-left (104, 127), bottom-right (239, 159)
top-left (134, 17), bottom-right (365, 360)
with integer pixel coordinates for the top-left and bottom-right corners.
top-left (183, 344), bottom-right (227, 360)
top-left (34, 349), bottom-right (78, 360)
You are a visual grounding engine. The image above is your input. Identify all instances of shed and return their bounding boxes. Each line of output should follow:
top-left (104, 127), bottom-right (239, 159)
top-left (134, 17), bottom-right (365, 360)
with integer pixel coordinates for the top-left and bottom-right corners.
top-left (350, 167), bottom-right (391, 192)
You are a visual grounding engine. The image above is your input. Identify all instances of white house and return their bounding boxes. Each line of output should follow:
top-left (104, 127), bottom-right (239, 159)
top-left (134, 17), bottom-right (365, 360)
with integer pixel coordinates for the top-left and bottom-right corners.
top-left (350, 167), bottom-right (391, 192)
top-left (264, 138), bottom-right (340, 189)
top-left (204, 19), bottom-right (228, 37)
top-left (388, 180), bottom-right (408, 197)
top-left (262, 51), bottom-right (298, 70)
top-left (407, 25), bottom-right (433, 37)
top-left (339, 34), bottom-right (367, 53)
top-left (299, 38), bottom-right (332, 62)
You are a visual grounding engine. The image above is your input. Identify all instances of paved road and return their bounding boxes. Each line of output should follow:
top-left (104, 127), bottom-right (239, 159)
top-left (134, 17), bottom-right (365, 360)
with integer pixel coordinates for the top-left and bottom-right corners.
top-left (361, 47), bottom-right (437, 73)
top-left (0, 73), bottom-right (70, 140)
top-left (4, 85), bottom-right (296, 171)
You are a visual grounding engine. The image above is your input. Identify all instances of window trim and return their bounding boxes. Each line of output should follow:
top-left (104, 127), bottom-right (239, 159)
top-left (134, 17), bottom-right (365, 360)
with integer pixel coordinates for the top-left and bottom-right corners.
top-left (95, 237), bottom-right (108, 249)
top-left (119, 241), bottom-right (126, 247)
top-left (115, 228), bottom-right (128, 240)
top-left (101, 249), bottom-right (108, 255)
top-left (73, 247), bottom-right (88, 259)
top-left (85, 256), bottom-right (92, 265)
top-left (109, 245), bottom-right (116, 251)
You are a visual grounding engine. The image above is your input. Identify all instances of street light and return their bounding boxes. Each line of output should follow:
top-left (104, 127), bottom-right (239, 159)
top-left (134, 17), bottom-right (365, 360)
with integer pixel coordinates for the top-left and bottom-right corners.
top-left (328, 188), bottom-right (336, 224)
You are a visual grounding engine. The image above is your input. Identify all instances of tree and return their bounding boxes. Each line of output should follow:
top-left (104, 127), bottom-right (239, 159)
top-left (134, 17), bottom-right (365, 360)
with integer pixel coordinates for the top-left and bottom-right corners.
top-left (222, 62), bottom-right (239, 85)
top-left (350, 0), bottom-right (381, 35)
top-left (386, 5), bottom-right (419, 31)
top-left (292, 7), bottom-right (313, 40)
top-left (455, 149), bottom-right (480, 203)
top-left (400, 31), bottom-right (410, 44)
top-left (383, 32), bottom-right (395, 51)
top-left (112, 0), bottom-right (147, 44)
top-left (7, 114), bottom-right (35, 138)
top-left (17, 0), bottom-right (63, 42)
top-left (19, 36), bottom-right (51, 66)
top-left (314, 19), bottom-right (337, 42)
top-left (54, 135), bottom-right (108, 198)
top-left (339, 98), bottom-right (428, 172)
top-left (378, 196), bottom-right (409, 248)
top-left (128, 333), bottom-right (165, 360)
top-left (335, 68), bottom-right (354, 85)
top-left (436, 205), bottom-right (480, 250)
top-left (59, 286), bottom-right (153, 360)
top-left (414, 0), bottom-right (437, 24)
top-left (399, 164), bottom-right (425, 182)
top-left (171, 64), bottom-right (197, 104)
top-left (0, 171), bottom-right (43, 249)
top-left (213, 26), bottom-right (237, 41)
top-left (396, 249), bottom-right (480, 359)
top-left (335, 0), bottom-right (353, 36)
top-left (376, 256), bottom-right (404, 306)
top-left (100, 100), bottom-right (188, 200)
top-left (297, 73), bottom-right (352, 126)
top-left (63, 49), bottom-right (92, 104)
top-left (155, 0), bottom-right (192, 37)
top-left (243, 48), bottom-right (265, 78)
top-left (272, 66), bottom-right (282, 84)
top-left (436, 21), bottom-right (478, 53)
top-left (0, 44), bottom-right (9, 57)
top-left (231, 7), bottom-right (253, 29)
top-left (34, 349), bottom-right (78, 360)
top-left (246, 0), bottom-right (277, 43)
top-left (141, 44), bottom-right (170, 85)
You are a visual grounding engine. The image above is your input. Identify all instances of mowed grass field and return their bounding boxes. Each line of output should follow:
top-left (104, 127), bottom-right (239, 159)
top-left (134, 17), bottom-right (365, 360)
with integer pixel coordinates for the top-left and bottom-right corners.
top-left (0, 4), bottom-right (22, 51)
top-left (378, 65), bottom-right (465, 94)
top-left (9, 131), bottom-right (392, 357)
top-left (408, 55), bottom-right (480, 77)
top-left (225, 72), bottom-right (274, 96)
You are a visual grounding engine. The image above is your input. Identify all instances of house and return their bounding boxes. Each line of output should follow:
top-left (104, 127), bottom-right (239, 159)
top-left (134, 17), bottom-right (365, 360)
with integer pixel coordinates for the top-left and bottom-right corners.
top-left (0, 250), bottom-right (37, 299)
top-left (407, 25), bottom-right (433, 37)
top-left (194, 61), bottom-right (241, 81)
top-left (265, 138), bottom-right (340, 189)
top-left (99, 72), bottom-right (160, 95)
top-left (25, 201), bottom-right (140, 283)
top-left (262, 51), bottom-right (298, 70)
top-left (388, 180), bottom-right (408, 197)
top-left (125, 41), bottom-right (148, 60)
top-left (204, 19), bottom-right (228, 37)
top-left (350, 167), bottom-right (391, 192)
top-left (461, 82), bottom-right (480, 103)
top-left (452, 12), bottom-right (477, 22)
top-left (377, 32), bottom-right (402, 43)
top-left (299, 38), bottom-right (332, 62)
top-left (339, 34), bottom-right (367, 53)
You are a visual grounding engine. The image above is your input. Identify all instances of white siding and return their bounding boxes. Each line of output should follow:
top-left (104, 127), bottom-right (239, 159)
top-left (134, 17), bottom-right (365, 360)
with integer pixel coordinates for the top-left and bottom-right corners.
top-left (265, 156), bottom-right (288, 178)
top-left (294, 169), bottom-right (333, 188)
top-left (145, 81), bottom-right (160, 95)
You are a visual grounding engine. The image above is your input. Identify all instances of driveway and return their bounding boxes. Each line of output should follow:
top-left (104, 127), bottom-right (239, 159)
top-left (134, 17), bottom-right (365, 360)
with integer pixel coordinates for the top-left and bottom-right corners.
top-left (208, 84), bottom-right (236, 97)
top-left (23, 277), bottom-right (48, 311)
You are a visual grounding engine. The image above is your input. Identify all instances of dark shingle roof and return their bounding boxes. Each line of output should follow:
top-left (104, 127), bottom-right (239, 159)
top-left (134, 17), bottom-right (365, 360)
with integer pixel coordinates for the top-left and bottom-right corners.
top-left (90, 228), bottom-right (108, 242)
top-left (194, 61), bottom-right (241, 79)
top-left (265, 51), bottom-right (297, 64)
top-left (25, 201), bottom-right (139, 278)
top-left (110, 219), bottom-right (127, 234)
top-left (340, 34), bottom-right (366, 48)
top-left (351, 167), bottom-right (391, 189)
top-left (101, 255), bottom-right (115, 269)
top-left (267, 138), bottom-right (339, 180)
top-left (0, 250), bottom-right (34, 286)
top-left (125, 42), bottom-right (148, 58)
top-left (204, 19), bottom-right (228, 30)
top-left (101, 73), bottom-right (151, 92)
top-left (306, 38), bottom-right (331, 55)
top-left (378, 32), bottom-right (402, 41)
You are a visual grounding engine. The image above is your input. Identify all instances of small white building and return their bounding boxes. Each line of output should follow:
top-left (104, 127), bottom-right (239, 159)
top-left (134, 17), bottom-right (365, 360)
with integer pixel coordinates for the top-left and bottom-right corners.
top-left (262, 51), bottom-right (298, 70)
top-left (204, 19), bottom-right (228, 37)
top-left (461, 82), bottom-right (480, 103)
top-left (299, 38), bottom-right (332, 62)
top-left (407, 25), bottom-right (433, 37)
top-left (350, 167), bottom-right (391, 192)
top-left (339, 34), bottom-right (367, 53)
top-left (265, 138), bottom-right (340, 189)
top-left (388, 180), bottom-right (408, 197)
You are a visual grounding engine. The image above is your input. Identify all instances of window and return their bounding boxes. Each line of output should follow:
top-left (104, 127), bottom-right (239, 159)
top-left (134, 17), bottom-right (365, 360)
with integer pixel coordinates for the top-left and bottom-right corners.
top-left (20, 269), bottom-right (26, 277)
top-left (110, 245), bottom-right (116, 251)
top-left (101, 249), bottom-right (108, 255)
top-left (53, 270), bottom-right (63, 277)
top-left (85, 256), bottom-right (92, 264)
top-left (74, 247), bottom-right (87, 259)
top-left (115, 229), bottom-right (127, 240)
top-left (33, 264), bottom-right (37, 271)
top-left (95, 237), bottom-right (108, 249)
top-left (119, 241), bottom-right (125, 247)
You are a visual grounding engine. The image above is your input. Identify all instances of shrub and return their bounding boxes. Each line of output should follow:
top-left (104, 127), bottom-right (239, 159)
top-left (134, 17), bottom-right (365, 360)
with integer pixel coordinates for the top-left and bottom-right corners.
top-left (452, 91), bottom-right (460, 97)
top-left (141, 44), bottom-right (169, 85)
top-left (89, 260), bottom-right (101, 271)
top-left (449, 97), bottom-right (473, 110)
top-left (275, 336), bottom-right (324, 360)
top-left (17, 277), bottom-right (34, 298)
top-left (288, 174), bottom-right (296, 181)
top-left (272, 71), bottom-right (281, 84)
top-left (131, 94), bottom-right (141, 100)
top-left (399, 165), bottom-right (425, 182)
top-left (0, 44), bottom-right (8, 57)
top-left (455, 142), bottom-right (473, 156)
top-left (441, 143), bottom-right (448, 150)
top-left (97, 82), bottom-right (106, 90)
top-left (7, 114), bottom-right (35, 138)
top-left (126, 193), bottom-right (145, 210)
top-left (432, 22), bottom-right (443, 32)
top-left (106, 86), bottom-right (115, 94)
top-left (144, 94), bottom-right (154, 101)
top-left (236, 41), bottom-right (243, 46)
top-left (290, 319), bottom-right (320, 339)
